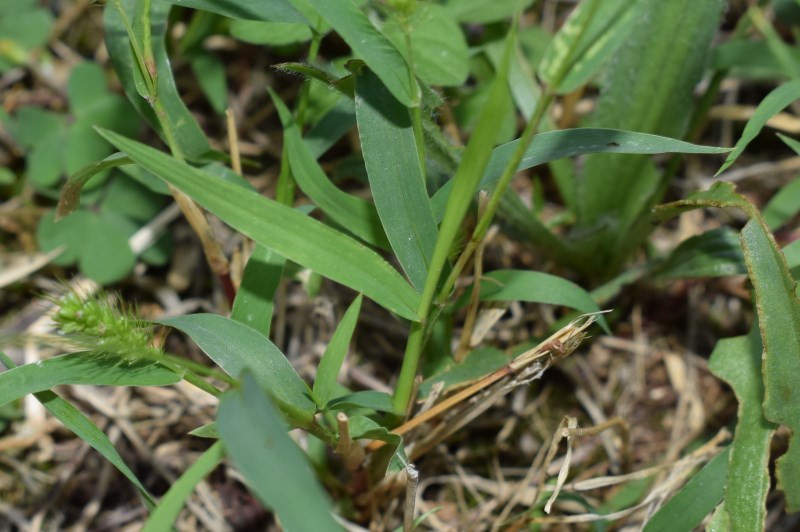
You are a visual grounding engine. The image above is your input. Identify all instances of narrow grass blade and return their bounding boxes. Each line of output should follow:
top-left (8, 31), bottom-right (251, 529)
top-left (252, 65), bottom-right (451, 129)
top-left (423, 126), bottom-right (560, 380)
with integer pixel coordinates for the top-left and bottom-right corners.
top-left (104, 1), bottom-right (210, 160)
top-left (709, 330), bottom-right (777, 532)
top-left (430, 129), bottom-right (730, 220)
top-left (313, 294), bottom-right (362, 405)
top-left (35, 389), bottom-right (156, 507)
top-left (0, 352), bottom-right (181, 408)
top-left (217, 373), bottom-right (341, 531)
top-left (304, 98), bottom-right (356, 159)
top-left (142, 441), bottom-right (224, 532)
top-left (539, 0), bottom-right (638, 94)
top-left (643, 446), bottom-right (731, 532)
top-left (160, 0), bottom-right (307, 23)
top-left (717, 79), bottom-right (800, 174)
top-left (230, 244), bottom-right (285, 338)
top-left (356, 68), bottom-right (438, 291)
top-left (98, 129), bottom-right (421, 321)
top-left (479, 270), bottom-right (609, 333)
top-left (271, 89), bottom-right (389, 249)
top-left (158, 314), bottom-right (317, 425)
top-left (740, 218), bottom-right (800, 512)
top-left (304, 0), bottom-right (416, 107)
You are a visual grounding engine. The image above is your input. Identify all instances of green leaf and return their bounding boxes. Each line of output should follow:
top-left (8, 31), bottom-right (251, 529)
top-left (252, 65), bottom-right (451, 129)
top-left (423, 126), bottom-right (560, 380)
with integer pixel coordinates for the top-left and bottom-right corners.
top-left (189, 52), bottom-right (228, 114)
top-left (158, 313), bottom-right (317, 425)
top-left (348, 414), bottom-right (408, 475)
top-left (161, 0), bottom-right (307, 23)
top-left (381, 5), bottom-right (469, 87)
top-left (717, 79), bottom-right (800, 174)
top-left (104, 0), bottom-right (211, 160)
top-left (0, 352), bottom-right (181, 408)
top-left (304, 0), bottom-right (417, 107)
top-left (79, 212), bottom-right (138, 284)
top-left (479, 270), bottom-right (609, 333)
top-left (643, 446), bottom-right (731, 532)
top-left (574, 0), bottom-right (724, 272)
top-left (230, 244), bottom-right (285, 338)
top-left (740, 218), bottom-right (800, 512)
top-left (327, 390), bottom-right (393, 413)
top-left (97, 128), bottom-right (421, 321)
top-left (304, 97), bottom-right (357, 158)
top-left (655, 181), bottom-right (800, 512)
top-left (355, 68), bottom-right (438, 291)
top-left (217, 373), bottom-right (341, 531)
top-left (538, 0), bottom-right (639, 94)
top-left (142, 441), bottom-right (224, 532)
top-left (0, 2), bottom-right (52, 71)
top-left (431, 129), bottom-right (730, 221)
top-left (653, 227), bottom-right (747, 279)
top-left (708, 330), bottom-right (777, 532)
top-left (314, 295), bottom-right (362, 405)
top-left (271, 89), bottom-right (389, 249)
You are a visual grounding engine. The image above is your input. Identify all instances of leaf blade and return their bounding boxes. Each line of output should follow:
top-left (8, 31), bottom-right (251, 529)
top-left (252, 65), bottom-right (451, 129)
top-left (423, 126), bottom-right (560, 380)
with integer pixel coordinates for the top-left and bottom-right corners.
top-left (98, 128), bottom-right (421, 321)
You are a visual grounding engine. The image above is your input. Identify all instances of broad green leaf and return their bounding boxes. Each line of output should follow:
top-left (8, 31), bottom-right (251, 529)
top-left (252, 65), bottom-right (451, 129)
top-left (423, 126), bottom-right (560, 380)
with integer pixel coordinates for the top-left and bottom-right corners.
top-left (104, 1), bottom-right (211, 160)
top-left (218, 373), bottom-right (341, 530)
top-left (442, 0), bottom-right (534, 24)
top-left (230, 244), bottom-right (285, 338)
top-left (158, 314), bottom-right (317, 425)
top-left (142, 441), bottom-right (224, 532)
top-left (161, 0), bottom-right (307, 23)
top-left (0, 1), bottom-right (52, 71)
top-left (708, 330), bottom-right (777, 532)
top-left (314, 295), bottom-right (362, 405)
top-left (79, 212), bottom-right (138, 284)
top-left (327, 390), bottom-right (393, 413)
top-left (653, 227), bottom-right (747, 279)
top-left (575, 0), bottom-right (724, 273)
top-left (717, 79), bottom-right (800, 174)
top-left (430, 129), bottom-right (730, 220)
top-left (539, 0), bottom-right (639, 94)
top-left (303, 0), bottom-right (417, 107)
top-left (98, 129), bottom-right (421, 321)
top-left (0, 352), bottom-right (181, 408)
top-left (740, 218), bottom-right (800, 512)
top-left (271, 89), bottom-right (389, 249)
top-left (355, 69), bottom-right (438, 291)
top-left (643, 447), bottom-right (731, 532)
top-left (479, 270), bottom-right (609, 333)
top-left (381, 5), bottom-right (469, 87)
